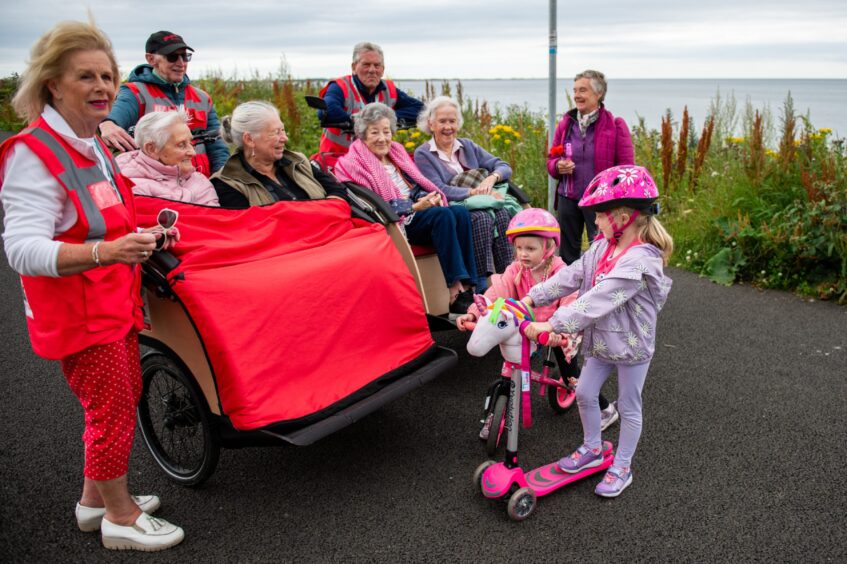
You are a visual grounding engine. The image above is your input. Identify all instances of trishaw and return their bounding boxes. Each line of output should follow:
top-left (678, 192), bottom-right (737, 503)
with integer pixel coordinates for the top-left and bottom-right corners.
top-left (135, 194), bottom-right (457, 486)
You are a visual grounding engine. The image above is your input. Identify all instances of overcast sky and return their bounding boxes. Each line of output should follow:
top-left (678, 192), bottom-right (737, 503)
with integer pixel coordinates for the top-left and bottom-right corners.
top-left (1, 0), bottom-right (846, 79)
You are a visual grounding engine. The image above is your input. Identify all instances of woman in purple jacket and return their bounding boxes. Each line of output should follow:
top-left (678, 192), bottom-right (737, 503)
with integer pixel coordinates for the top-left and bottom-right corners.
top-left (547, 70), bottom-right (634, 264)
top-left (415, 96), bottom-right (514, 290)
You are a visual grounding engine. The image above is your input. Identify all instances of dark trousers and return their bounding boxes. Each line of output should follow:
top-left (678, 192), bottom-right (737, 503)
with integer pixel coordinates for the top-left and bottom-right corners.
top-left (557, 197), bottom-right (597, 265)
top-left (406, 205), bottom-right (478, 287)
top-left (553, 348), bottom-right (609, 410)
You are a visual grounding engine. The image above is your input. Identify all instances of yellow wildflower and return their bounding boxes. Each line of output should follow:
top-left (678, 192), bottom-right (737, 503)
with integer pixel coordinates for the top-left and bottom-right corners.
top-left (513, 132), bottom-right (522, 139)
top-left (765, 149), bottom-right (778, 158)
top-left (819, 128), bottom-right (832, 135)
top-left (504, 139), bottom-right (511, 145)
top-left (404, 142), bottom-right (415, 150)
top-left (488, 127), bottom-right (497, 135)
top-left (493, 134), bottom-right (501, 141)
top-left (794, 139), bottom-right (802, 146)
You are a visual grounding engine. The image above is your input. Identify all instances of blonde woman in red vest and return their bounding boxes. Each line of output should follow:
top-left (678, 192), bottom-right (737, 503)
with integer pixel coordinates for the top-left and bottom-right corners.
top-left (0, 21), bottom-right (184, 551)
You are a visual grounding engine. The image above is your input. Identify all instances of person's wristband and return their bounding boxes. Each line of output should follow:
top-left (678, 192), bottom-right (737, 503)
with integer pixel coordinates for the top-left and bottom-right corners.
top-left (92, 241), bottom-right (102, 267)
top-left (492, 172), bottom-right (501, 182)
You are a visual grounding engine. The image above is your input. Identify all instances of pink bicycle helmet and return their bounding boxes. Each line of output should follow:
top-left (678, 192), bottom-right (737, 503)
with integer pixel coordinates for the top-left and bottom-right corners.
top-left (506, 208), bottom-right (560, 257)
top-left (578, 165), bottom-right (659, 214)
top-left (579, 165), bottom-right (659, 242)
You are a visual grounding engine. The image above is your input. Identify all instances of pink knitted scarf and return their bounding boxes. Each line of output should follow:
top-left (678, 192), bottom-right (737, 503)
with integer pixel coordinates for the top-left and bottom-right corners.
top-left (334, 140), bottom-right (447, 205)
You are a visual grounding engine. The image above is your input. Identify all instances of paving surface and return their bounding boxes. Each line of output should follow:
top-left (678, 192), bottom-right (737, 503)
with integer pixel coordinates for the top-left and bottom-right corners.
top-left (1, 248), bottom-right (845, 561)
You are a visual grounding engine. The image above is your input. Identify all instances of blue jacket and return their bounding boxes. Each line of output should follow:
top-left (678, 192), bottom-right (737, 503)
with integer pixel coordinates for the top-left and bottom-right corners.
top-left (105, 64), bottom-right (229, 173)
top-left (413, 138), bottom-right (512, 201)
top-left (319, 75), bottom-right (423, 124)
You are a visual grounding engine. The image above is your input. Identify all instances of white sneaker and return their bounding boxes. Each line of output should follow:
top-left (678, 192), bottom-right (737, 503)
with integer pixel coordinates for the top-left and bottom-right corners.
top-left (101, 512), bottom-right (184, 552)
top-left (600, 402), bottom-right (619, 431)
top-left (76, 495), bottom-right (161, 532)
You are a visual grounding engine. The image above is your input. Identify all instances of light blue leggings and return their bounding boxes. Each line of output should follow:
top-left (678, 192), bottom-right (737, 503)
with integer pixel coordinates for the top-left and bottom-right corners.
top-left (576, 357), bottom-right (651, 470)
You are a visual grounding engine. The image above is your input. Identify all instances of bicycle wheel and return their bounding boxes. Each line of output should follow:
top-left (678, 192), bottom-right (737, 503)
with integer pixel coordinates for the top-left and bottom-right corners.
top-left (485, 394), bottom-right (508, 457)
top-left (137, 352), bottom-right (220, 486)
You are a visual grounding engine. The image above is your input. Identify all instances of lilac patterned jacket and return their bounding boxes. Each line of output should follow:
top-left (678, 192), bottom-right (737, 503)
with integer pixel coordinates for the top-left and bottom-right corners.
top-left (528, 239), bottom-right (672, 365)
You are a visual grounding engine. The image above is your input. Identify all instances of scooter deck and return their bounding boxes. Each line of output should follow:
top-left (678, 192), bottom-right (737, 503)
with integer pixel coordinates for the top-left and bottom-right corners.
top-left (525, 453), bottom-right (614, 496)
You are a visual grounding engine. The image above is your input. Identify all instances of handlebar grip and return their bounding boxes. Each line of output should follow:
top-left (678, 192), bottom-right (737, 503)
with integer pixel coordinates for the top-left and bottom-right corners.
top-left (537, 332), bottom-right (551, 346)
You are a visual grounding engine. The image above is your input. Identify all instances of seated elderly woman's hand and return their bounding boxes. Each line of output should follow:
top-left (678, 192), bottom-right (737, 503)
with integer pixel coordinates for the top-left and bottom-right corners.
top-left (413, 192), bottom-right (441, 211)
top-left (471, 175), bottom-right (498, 196)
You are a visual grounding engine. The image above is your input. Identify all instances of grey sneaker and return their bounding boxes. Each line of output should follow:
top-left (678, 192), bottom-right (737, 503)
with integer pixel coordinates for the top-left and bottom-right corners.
top-left (595, 467), bottom-right (633, 497)
top-left (600, 402), bottom-right (619, 431)
top-left (557, 444), bottom-right (604, 473)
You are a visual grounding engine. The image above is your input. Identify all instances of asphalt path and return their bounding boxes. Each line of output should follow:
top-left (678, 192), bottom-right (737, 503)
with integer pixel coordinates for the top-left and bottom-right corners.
top-left (1, 248), bottom-right (845, 561)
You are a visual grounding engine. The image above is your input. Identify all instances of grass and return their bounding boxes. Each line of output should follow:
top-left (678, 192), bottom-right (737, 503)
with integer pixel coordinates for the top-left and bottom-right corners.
top-left (1, 73), bottom-right (844, 303)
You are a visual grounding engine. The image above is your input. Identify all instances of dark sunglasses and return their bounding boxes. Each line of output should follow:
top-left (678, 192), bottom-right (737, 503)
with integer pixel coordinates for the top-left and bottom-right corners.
top-left (154, 208), bottom-right (179, 251)
top-left (165, 52), bottom-right (192, 63)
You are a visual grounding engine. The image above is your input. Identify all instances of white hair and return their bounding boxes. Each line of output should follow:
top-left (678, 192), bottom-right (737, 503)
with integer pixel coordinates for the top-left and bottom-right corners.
top-left (417, 96), bottom-right (463, 134)
top-left (352, 41), bottom-right (384, 65)
top-left (354, 102), bottom-right (397, 140)
top-left (574, 69), bottom-right (607, 103)
top-left (219, 100), bottom-right (280, 150)
top-left (135, 111), bottom-right (188, 153)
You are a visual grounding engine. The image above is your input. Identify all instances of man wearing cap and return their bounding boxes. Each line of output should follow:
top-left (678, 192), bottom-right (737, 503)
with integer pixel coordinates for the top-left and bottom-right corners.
top-left (99, 31), bottom-right (228, 176)
top-left (316, 41), bottom-right (423, 169)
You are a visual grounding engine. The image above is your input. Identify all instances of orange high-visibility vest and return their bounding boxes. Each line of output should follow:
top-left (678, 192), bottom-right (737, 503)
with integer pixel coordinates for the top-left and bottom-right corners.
top-left (126, 82), bottom-right (214, 176)
top-left (317, 76), bottom-right (398, 166)
top-left (0, 118), bottom-right (143, 360)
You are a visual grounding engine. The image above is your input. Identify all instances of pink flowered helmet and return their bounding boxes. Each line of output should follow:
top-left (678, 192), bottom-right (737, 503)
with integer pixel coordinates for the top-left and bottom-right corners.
top-left (578, 165), bottom-right (660, 214)
top-left (506, 208), bottom-right (560, 256)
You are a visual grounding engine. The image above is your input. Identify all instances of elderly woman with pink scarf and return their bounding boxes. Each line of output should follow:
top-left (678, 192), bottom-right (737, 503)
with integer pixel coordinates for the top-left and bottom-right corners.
top-left (334, 102), bottom-right (477, 313)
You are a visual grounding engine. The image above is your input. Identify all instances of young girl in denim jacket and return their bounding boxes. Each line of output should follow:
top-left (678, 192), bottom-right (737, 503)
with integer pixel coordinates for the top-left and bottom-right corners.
top-left (523, 165), bottom-right (673, 498)
top-left (456, 207), bottom-right (617, 439)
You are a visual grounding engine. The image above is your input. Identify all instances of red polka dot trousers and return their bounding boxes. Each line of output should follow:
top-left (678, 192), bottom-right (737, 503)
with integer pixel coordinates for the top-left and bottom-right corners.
top-left (60, 331), bottom-right (142, 481)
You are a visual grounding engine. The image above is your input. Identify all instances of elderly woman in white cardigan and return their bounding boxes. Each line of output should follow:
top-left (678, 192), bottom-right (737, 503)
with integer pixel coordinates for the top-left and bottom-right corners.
top-left (116, 111), bottom-right (219, 205)
top-left (414, 96), bottom-right (513, 290)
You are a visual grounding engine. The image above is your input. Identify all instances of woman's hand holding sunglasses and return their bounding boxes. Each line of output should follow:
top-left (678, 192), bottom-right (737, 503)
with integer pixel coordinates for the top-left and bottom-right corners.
top-left (142, 208), bottom-right (180, 252)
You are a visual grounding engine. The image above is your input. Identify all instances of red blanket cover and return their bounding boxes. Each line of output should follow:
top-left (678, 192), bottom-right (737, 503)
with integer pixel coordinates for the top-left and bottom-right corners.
top-left (135, 197), bottom-right (434, 430)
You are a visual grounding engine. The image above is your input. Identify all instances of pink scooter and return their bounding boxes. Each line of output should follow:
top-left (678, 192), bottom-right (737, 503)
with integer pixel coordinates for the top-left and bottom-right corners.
top-left (467, 297), bottom-right (614, 521)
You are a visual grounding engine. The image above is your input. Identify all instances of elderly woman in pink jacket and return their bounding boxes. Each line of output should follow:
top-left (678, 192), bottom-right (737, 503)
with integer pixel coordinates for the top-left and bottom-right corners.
top-left (116, 111), bottom-right (219, 205)
top-left (548, 70), bottom-right (633, 264)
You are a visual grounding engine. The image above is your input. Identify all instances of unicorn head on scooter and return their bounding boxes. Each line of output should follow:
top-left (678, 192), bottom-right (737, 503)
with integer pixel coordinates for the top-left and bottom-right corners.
top-left (466, 296), bottom-right (540, 363)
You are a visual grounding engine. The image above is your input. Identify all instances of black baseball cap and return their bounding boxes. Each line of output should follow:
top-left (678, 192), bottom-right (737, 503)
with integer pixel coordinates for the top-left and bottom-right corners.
top-left (145, 31), bottom-right (194, 55)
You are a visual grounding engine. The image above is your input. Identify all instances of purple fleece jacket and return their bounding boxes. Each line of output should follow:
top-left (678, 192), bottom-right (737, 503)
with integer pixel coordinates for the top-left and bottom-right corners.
top-left (546, 106), bottom-right (634, 208)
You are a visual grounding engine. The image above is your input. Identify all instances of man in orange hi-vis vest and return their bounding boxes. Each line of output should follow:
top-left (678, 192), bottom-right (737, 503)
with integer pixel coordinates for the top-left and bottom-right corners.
top-left (316, 42), bottom-right (423, 170)
top-left (98, 31), bottom-right (229, 177)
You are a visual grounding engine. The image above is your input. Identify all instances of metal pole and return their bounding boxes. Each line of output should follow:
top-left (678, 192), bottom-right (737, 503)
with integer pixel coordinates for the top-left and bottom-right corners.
top-left (547, 0), bottom-right (557, 212)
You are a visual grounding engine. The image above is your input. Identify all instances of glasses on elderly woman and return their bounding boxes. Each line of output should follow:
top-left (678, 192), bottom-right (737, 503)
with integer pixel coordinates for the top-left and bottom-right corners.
top-left (165, 52), bottom-right (192, 63)
top-left (154, 208), bottom-right (179, 251)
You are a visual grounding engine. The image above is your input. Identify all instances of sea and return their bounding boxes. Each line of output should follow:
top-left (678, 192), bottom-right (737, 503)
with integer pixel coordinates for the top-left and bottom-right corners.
top-left (392, 79), bottom-right (847, 138)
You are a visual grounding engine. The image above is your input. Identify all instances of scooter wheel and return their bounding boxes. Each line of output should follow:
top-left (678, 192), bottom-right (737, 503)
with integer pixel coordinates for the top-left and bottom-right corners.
top-left (548, 377), bottom-right (576, 414)
top-left (507, 487), bottom-right (537, 521)
top-left (473, 460), bottom-right (496, 493)
top-left (485, 394), bottom-right (508, 457)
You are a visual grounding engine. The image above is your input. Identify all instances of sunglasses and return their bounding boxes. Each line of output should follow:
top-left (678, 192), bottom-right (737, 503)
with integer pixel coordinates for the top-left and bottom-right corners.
top-left (165, 52), bottom-right (192, 63)
top-left (154, 208), bottom-right (179, 251)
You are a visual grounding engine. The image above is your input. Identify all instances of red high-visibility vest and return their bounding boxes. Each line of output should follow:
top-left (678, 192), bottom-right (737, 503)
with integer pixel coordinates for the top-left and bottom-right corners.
top-left (126, 82), bottom-right (214, 176)
top-left (0, 118), bottom-right (143, 360)
top-left (317, 76), bottom-right (398, 168)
